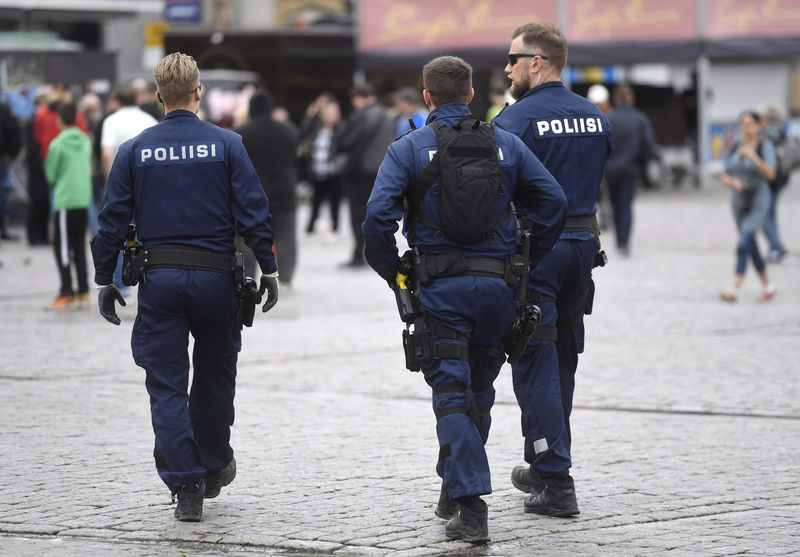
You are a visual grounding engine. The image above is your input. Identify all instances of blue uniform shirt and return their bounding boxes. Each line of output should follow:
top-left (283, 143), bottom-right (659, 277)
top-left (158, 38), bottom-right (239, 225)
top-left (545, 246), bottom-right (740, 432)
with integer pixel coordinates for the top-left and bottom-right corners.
top-left (363, 102), bottom-right (567, 284)
top-left (493, 81), bottom-right (613, 240)
top-left (92, 109), bottom-right (277, 285)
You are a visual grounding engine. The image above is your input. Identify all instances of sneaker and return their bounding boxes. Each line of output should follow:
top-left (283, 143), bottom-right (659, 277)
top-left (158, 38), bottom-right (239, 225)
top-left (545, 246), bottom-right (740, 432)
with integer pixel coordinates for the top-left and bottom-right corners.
top-left (523, 476), bottom-right (580, 517)
top-left (511, 465), bottom-right (545, 494)
top-left (204, 457), bottom-right (236, 499)
top-left (72, 292), bottom-right (90, 307)
top-left (444, 498), bottom-right (489, 544)
top-left (45, 295), bottom-right (74, 310)
top-left (434, 484), bottom-right (459, 520)
top-left (758, 285), bottom-right (777, 303)
top-left (719, 287), bottom-right (738, 303)
top-left (174, 479), bottom-right (205, 521)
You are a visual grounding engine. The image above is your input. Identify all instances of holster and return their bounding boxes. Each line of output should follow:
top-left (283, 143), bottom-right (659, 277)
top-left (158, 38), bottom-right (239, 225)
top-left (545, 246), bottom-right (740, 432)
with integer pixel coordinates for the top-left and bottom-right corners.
top-left (503, 303), bottom-right (541, 365)
top-left (402, 316), bottom-right (468, 372)
top-left (236, 277), bottom-right (261, 327)
top-left (121, 244), bottom-right (145, 286)
top-left (234, 252), bottom-right (261, 327)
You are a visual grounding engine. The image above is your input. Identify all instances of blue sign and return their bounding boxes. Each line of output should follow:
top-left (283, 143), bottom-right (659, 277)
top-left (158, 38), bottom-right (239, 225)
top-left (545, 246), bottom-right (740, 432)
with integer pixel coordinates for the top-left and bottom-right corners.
top-left (165, 0), bottom-right (201, 23)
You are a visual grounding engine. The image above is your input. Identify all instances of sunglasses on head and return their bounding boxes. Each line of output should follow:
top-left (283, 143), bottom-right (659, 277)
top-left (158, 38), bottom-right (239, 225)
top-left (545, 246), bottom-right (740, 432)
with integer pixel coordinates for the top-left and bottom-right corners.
top-left (507, 53), bottom-right (549, 66)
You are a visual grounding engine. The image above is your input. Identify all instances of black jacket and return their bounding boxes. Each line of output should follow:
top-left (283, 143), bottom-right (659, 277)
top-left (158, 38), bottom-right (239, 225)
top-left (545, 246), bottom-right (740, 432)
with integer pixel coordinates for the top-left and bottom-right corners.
top-left (235, 116), bottom-right (299, 211)
top-left (0, 103), bottom-right (21, 159)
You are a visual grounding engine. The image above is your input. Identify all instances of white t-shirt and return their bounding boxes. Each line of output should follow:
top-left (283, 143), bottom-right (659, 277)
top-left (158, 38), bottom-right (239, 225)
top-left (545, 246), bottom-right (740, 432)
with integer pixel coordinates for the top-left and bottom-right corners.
top-left (101, 106), bottom-right (158, 158)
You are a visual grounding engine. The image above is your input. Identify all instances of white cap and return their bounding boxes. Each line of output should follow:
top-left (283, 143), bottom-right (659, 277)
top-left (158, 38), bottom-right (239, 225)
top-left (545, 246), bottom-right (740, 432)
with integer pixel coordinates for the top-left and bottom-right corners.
top-left (587, 84), bottom-right (610, 104)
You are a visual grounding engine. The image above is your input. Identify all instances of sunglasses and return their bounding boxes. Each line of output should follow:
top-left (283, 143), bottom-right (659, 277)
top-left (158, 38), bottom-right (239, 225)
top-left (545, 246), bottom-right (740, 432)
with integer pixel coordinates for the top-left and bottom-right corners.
top-left (191, 83), bottom-right (202, 94)
top-left (507, 53), bottom-right (549, 66)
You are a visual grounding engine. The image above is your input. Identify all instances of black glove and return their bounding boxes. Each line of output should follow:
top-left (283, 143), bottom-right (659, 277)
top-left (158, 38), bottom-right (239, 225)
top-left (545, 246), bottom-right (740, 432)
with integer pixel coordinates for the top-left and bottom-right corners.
top-left (98, 285), bottom-right (126, 325)
top-left (259, 273), bottom-right (279, 313)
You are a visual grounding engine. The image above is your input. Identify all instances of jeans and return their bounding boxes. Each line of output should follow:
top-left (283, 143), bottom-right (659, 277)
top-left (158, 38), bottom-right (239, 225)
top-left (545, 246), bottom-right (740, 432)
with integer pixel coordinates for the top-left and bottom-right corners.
top-left (761, 180), bottom-right (786, 256)
top-left (732, 183), bottom-right (770, 275)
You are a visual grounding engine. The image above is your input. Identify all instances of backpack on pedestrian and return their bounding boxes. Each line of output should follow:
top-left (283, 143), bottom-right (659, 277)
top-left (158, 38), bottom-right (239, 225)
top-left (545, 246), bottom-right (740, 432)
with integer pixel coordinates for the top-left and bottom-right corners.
top-left (407, 114), bottom-right (507, 245)
top-left (727, 138), bottom-right (785, 192)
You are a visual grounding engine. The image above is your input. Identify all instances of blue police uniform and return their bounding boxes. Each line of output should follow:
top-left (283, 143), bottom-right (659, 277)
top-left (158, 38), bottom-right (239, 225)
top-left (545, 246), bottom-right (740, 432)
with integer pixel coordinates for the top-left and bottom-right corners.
top-left (92, 109), bottom-right (277, 492)
top-left (493, 81), bottom-right (612, 479)
top-left (363, 102), bottom-right (567, 499)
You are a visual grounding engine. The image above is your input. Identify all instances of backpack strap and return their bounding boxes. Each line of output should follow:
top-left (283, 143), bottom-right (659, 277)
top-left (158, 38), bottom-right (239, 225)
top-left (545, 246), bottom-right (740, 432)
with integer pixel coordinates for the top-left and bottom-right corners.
top-left (406, 121), bottom-right (449, 244)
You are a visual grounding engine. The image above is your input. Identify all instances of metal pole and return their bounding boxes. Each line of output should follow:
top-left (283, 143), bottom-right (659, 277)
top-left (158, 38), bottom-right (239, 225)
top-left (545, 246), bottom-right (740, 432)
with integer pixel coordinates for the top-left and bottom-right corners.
top-left (697, 55), bottom-right (711, 189)
top-left (696, 0), bottom-right (710, 189)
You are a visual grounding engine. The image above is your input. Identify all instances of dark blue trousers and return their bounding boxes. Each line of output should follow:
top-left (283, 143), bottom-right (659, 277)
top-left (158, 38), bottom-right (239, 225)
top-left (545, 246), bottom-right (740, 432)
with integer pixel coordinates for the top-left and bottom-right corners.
top-left (511, 238), bottom-right (596, 478)
top-left (607, 176), bottom-right (636, 249)
top-left (419, 275), bottom-right (516, 499)
top-left (131, 268), bottom-right (241, 492)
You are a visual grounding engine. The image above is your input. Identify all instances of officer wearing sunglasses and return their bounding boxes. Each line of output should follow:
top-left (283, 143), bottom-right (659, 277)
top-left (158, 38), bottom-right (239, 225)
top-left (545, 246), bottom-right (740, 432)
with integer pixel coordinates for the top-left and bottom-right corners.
top-left (492, 22), bottom-right (613, 519)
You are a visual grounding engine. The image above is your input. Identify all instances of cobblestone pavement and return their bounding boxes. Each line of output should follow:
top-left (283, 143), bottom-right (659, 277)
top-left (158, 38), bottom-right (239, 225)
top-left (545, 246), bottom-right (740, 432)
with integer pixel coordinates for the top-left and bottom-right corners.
top-left (1, 182), bottom-right (799, 556)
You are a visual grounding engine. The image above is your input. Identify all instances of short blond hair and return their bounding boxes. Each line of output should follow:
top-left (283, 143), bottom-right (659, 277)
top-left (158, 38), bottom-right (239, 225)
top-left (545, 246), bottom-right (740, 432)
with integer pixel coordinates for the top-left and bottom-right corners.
top-left (153, 52), bottom-right (200, 108)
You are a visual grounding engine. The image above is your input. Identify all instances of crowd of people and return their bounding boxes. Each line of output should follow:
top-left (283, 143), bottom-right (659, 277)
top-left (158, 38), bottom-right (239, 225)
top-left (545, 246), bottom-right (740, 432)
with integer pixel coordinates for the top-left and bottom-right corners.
top-left (0, 76), bottom-right (433, 299)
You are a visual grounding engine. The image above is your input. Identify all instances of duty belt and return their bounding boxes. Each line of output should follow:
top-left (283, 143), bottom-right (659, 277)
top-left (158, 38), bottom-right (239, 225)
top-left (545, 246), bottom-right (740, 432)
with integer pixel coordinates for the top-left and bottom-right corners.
top-left (143, 244), bottom-right (235, 274)
top-left (563, 214), bottom-right (597, 234)
top-left (420, 253), bottom-right (507, 280)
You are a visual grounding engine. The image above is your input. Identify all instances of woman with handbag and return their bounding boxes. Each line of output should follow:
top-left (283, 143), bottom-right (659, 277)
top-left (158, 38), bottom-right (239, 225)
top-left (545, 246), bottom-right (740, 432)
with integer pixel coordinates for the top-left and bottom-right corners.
top-left (719, 111), bottom-right (777, 303)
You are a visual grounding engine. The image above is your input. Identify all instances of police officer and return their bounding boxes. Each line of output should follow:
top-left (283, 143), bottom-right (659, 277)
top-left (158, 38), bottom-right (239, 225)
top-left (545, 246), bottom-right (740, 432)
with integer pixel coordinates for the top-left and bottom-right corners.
top-left (91, 53), bottom-right (279, 522)
top-left (363, 56), bottom-right (567, 543)
top-left (492, 23), bottom-right (613, 517)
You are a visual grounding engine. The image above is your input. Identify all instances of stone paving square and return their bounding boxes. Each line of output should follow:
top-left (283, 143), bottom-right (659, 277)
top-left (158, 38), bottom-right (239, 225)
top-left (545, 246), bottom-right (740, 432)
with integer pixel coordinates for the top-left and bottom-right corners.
top-left (1, 184), bottom-right (799, 555)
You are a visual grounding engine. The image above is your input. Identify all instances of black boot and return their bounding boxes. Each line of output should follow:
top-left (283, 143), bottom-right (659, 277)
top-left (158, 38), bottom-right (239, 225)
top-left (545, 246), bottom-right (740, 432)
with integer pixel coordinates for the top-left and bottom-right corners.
top-left (205, 457), bottom-right (236, 499)
top-left (523, 475), bottom-right (580, 517)
top-left (444, 495), bottom-right (489, 543)
top-left (434, 483), bottom-right (459, 520)
top-left (174, 479), bottom-right (205, 521)
top-left (511, 464), bottom-right (544, 493)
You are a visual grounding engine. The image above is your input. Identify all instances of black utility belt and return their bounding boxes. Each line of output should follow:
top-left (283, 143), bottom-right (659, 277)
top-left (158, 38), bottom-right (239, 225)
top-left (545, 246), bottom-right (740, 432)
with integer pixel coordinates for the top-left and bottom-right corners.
top-left (143, 245), bottom-right (235, 274)
top-left (563, 214), bottom-right (597, 234)
top-left (415, 251), bottom-right (525, 289)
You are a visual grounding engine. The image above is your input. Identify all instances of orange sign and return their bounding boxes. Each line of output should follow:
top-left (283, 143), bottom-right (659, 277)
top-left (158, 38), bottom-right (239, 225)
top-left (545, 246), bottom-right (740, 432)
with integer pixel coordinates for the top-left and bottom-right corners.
top-left (706, 0), bottom-right (800, 38)
top-left (359, 0), bottom-right (557, 51)
top-left (567, 0), bottom-right (698, 41)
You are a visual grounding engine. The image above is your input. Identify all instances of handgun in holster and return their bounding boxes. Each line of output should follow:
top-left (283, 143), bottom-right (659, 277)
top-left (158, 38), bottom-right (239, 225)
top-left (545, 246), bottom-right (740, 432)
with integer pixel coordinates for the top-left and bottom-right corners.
top-left (121, 224), bottom-right (145, 286)
top-left (503, 231), bottom-right (541, 364)
top-left (234, 251), bottom-right (261, 328)
top-left (394, 250), bottom-right (424, 371)
top-left (504, 302), bottom-right (542, 365)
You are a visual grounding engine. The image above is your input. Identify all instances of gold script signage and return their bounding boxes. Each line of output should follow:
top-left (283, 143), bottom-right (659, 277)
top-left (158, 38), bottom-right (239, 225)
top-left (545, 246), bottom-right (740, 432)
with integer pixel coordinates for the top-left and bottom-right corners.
top-left (706, 0), bottom-right (800, 38)
top-left (359, 0), bottom-right (557, 51)
top-left (566, 0), bottom-right (698, 41)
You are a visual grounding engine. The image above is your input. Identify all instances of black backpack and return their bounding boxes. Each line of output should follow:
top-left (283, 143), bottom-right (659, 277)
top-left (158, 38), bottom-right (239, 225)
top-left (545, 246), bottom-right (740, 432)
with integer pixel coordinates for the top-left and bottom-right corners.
top-left (407, 115), bottom-right (507, 245)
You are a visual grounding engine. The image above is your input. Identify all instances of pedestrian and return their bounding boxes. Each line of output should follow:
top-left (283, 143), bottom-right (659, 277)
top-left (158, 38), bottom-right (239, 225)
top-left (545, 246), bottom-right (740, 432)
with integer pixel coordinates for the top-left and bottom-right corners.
top-left (79, 92), bottom-right (105, 236)
top-left (363, 55), bottom-right (567, 543)
top-left (235, 90), bottom-right (299, 286)
top-left (303, 96), bottom-right (344, 236)
top-left (43, 102), bottom-right (92, 309)
top-left (603, 84), bottom-right (655, 256)
top-left (492, 22), bottom-right (613, 517)
top-left (0, 99), bottom-right (22, 240)
top-left (391, 86), bottom-right (428, 136)
top-left (101, 84), bottom-right (158, 181)
top-left (90, 52), bottom-right (279, 522)
top-left (758, 104), bottom-right (788, 263)
top-left (719, 110), bottom-right (777, 303)
top-left (337, 83), bottom-right (396, 267)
